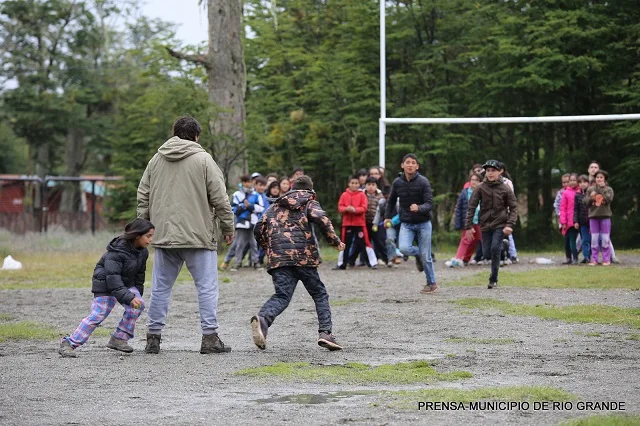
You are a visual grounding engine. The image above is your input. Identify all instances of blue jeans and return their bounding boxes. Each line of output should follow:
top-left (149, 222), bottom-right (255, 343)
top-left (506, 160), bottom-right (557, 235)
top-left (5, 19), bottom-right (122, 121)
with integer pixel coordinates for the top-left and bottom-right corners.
top-left (385, 225), bottom-right (399, 261)
top-left (398, 221), bottom-right (436, 285)
top-left (580, 225), bottom-right (591, 261)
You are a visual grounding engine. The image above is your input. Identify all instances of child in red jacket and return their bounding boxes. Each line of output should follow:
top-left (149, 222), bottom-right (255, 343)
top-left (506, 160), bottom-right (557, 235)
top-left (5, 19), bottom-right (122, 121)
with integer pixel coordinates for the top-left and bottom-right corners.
top-left (337, 176), bottom-right (378, 269)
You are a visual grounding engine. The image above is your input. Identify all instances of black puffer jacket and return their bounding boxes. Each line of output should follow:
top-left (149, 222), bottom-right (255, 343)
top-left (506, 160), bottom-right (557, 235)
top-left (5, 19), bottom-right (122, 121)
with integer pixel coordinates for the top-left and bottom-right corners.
top-left (91, 237), bottom-right (148, 305)
top-left (574, 190), bottom-right (589, 227)
top-left (254, 190), bottom-right (342, 272)
top-left (385, 172), bottom-right (433, 224)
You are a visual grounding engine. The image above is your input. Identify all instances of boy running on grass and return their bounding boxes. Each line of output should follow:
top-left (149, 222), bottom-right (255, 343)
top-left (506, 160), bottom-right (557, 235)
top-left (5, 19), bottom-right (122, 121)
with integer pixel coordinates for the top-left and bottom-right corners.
top-left (251, 175), bottom-right (345, 351)
top-left (464, 160), bottom-right (518, 289)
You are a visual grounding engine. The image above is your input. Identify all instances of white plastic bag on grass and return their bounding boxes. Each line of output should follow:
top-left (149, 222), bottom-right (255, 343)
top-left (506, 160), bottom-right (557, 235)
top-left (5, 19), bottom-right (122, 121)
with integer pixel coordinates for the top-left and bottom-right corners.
top-left (1, 255), bottom-right (22, 270)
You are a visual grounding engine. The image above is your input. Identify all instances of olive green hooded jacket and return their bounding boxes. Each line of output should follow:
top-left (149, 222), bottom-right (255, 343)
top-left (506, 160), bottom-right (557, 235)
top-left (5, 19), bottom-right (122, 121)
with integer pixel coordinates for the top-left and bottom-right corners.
top-left (137, 136), bottom-right (234, 250)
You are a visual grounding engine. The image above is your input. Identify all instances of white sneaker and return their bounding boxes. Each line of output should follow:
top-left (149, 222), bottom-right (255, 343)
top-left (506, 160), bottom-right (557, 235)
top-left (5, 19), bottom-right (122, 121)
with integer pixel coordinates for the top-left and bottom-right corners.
top-left (505, 258), bottom-right (512, 265)
top-left (445, 260), bottom-right (453, 268)
top-left (378, 259), bottom-right (386, 266)
top-left (469, 259), bottom-right (478, 266)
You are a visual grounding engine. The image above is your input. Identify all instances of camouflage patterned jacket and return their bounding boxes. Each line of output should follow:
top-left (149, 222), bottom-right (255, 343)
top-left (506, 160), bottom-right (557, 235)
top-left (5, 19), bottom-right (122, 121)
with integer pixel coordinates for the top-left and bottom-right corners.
top-left (254, 190), bottom-right (342, 272)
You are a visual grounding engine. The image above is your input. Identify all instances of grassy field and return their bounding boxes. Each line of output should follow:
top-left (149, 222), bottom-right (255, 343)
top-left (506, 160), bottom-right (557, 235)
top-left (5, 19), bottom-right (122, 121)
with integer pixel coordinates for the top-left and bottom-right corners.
top-left (454, 298), bottom-right (640, 329)
top-left (236, 360), bottom-right (472, 384)
top-left (447, 266), bottom-right (640, 289)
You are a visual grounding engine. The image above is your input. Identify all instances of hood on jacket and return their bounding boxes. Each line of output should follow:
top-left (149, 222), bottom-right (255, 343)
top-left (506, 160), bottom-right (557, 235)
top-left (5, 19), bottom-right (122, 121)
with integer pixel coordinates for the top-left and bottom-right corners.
top-left (106, 236), bottom-right (139, 254)
top-left (157, 136), bottom-right (206, 162)
top-left (277, 190), bottom-right (315, 211)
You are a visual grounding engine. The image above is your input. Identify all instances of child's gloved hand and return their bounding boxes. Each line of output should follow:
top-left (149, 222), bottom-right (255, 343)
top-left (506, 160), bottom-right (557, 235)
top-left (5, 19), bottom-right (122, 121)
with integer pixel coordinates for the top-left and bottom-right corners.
top-left (372, 225), bottom-right (378, 232)
top-left (130, 297), bottom-right (143, 309)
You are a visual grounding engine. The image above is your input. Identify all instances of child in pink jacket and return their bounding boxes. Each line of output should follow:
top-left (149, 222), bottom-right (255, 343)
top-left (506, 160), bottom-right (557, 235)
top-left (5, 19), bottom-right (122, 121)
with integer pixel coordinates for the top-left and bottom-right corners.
top-left (559, 173), bottom-right (579, 264)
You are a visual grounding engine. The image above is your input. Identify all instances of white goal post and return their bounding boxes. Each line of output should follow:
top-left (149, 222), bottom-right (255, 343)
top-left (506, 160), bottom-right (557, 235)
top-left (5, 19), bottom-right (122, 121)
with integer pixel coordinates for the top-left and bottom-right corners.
top-left (378, 1), bottom-right (640, 168)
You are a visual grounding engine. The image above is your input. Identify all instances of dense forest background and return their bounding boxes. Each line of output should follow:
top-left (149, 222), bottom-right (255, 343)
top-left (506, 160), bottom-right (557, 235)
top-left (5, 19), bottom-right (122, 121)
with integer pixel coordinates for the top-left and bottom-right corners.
top-left (1, 0), bottom-right (639, 247)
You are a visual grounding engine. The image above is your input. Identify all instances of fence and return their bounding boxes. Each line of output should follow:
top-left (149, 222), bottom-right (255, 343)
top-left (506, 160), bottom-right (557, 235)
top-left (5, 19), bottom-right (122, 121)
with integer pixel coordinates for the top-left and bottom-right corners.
top-left (0, 175), bottom-right (123, 234)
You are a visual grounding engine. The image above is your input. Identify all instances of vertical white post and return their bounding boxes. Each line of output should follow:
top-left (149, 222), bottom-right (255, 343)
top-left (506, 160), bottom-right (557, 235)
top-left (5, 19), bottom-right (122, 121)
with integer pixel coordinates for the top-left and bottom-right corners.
top-left (379, 0), bottom-right (386, 168)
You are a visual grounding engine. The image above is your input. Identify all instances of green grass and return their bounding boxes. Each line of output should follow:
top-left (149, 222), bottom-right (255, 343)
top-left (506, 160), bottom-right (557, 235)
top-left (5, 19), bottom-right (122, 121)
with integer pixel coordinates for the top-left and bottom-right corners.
top-left (330, 297), bottom-right (366, 307)
top-left (0, 321), bottom-right (61, 342)
top-left (561, 415), bottom-right (640, 426)
top-left (0, 313), bottom-right (14, 321)
top-left (0, 251), bottom-right (195, 290)
top-left (454, 298), bottom-right (640, 329)
top-left (389, 385), bottom-right (575, 409)
top-left (236, 361), bottom-right (472, 384)
top-left (445, 337), bottom-right (517, 344)
top-left (627, 334), bottom-right (640, 341)
top-left (447, 267), bottom-right (640, 289)
top-left (91, 327), bottom-right (114, 337)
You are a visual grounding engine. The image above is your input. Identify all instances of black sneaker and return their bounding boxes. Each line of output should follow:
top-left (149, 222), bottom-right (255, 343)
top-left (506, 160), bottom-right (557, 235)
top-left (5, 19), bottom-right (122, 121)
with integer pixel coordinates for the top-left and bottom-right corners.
top-left (580, 258), bottom-right (589, 264)
top-left (561, 259), bottom-right (572, 265)
top-left (250, 315), bottom-right (269, 350)
top-left (488, 282), bottom-right (498, 289)
top-left (145, 333), bottom-right (161, 354)
top-left (318, 331), bottom-right (342, 351)
top-left (200, 333), bottom-right (232, 354)
top-left (415, 256), bottom-right (424, 272)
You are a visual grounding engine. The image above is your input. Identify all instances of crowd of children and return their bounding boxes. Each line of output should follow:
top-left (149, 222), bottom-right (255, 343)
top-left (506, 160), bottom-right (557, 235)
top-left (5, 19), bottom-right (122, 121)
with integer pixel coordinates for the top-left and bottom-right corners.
top-left (555, 161), bottom-right (616, 266)
top-left (215, 157), bottom-right (617, 292)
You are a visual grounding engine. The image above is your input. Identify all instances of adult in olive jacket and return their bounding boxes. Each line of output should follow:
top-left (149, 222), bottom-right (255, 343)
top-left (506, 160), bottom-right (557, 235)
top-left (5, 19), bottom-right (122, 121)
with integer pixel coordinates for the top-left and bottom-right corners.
top-left (137, 116), bottom-right (235, 355)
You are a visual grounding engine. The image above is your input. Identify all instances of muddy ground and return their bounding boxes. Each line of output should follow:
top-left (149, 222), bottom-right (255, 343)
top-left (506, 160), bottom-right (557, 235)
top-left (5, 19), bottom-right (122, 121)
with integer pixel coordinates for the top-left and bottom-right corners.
top-left (1, 254), bottom-right (639, 425)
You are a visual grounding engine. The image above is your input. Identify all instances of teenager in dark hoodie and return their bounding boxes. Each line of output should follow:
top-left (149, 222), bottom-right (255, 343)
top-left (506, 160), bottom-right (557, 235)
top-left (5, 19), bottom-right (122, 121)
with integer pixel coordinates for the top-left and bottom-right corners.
top-left (58, 219), bottom-right (154, 357)
top-left (252, 176), bottom-right (345, 351)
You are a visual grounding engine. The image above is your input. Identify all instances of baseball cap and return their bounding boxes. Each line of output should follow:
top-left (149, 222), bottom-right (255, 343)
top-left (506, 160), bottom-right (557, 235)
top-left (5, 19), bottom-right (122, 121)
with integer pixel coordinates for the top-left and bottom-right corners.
top-left (482, 160), bottom-right (501, 170)
top-left (250, 172), bottom-right (262, 179)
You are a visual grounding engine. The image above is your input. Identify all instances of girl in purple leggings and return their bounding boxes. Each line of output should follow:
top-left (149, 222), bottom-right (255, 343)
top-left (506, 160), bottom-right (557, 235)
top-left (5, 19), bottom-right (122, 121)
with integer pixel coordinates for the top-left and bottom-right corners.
top-left (58, 219), bottom-right (154, 357)
top-left (584, 171), bottom-right (614, 266)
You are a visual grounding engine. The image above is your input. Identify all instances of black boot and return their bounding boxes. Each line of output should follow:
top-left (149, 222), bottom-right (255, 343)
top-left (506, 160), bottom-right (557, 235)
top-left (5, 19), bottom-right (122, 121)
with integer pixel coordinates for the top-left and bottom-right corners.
top-left (200, 333), bottom-right (232, 354)
top-left (145, 333), bottom-right (161, 354)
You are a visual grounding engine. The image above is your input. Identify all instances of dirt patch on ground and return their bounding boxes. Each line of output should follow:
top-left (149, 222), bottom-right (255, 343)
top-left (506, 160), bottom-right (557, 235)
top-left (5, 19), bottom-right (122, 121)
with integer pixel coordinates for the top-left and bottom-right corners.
top-left (1, 254), bottom-right (639, 425)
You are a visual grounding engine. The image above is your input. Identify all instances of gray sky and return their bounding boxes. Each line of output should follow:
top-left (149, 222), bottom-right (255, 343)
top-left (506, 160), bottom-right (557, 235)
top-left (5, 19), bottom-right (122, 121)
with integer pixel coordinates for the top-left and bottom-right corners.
top-left (141, 0), bottom-right (209, 46)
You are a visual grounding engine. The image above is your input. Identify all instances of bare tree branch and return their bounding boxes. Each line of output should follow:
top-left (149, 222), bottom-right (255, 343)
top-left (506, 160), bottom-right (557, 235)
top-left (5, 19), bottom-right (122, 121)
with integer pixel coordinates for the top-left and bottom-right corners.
top-left (165, 47), bottom-right (210, 67)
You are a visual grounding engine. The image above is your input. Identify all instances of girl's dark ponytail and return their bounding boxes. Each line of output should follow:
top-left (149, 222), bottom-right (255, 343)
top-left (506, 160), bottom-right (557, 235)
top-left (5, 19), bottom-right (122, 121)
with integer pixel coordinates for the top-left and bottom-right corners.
top-left (123, 218), bottom-right (155, 242)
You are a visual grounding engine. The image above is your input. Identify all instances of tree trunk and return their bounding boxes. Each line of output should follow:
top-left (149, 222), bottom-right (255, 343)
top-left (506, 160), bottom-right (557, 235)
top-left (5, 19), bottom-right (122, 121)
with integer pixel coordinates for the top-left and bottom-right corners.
top-left (59, 127), bottom-right (87, 212)
top-left (206, 0), bottom-right (246, 184)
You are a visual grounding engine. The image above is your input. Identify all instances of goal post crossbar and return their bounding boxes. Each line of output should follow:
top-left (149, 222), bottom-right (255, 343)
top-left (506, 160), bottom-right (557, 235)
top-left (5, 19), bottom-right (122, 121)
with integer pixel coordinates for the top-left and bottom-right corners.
top-left (381, 114), bottom-right (640, 125)
top-left (377, 1), bottom-right (640, 167)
